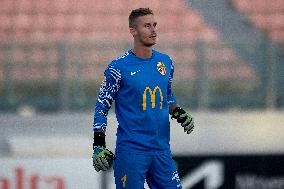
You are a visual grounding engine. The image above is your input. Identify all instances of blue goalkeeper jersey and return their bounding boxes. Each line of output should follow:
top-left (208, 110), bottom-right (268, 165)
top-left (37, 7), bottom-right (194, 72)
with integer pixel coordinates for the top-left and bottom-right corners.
top-left (93, 49), bottom-right (177, 155)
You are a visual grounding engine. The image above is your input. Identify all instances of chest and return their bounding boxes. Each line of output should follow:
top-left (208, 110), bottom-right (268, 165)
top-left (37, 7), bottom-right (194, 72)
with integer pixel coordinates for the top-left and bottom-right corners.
top-left (121, 61), bottom-right (170, 91)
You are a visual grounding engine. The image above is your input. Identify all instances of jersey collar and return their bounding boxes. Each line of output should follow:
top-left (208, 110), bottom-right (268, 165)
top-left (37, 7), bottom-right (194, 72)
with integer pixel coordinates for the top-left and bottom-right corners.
top-left (129, 49), bottom-right (155, 61)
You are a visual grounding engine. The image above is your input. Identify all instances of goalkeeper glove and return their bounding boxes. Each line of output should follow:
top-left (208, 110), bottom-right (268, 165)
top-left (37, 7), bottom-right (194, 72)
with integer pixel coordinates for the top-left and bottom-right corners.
top-left (171, 107), bottom-right (194, 134)
top-left (92, 132), bottom-right (115, 172)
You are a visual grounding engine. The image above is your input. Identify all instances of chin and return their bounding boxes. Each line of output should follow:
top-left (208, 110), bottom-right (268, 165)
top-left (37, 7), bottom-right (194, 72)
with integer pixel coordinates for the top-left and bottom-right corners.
top-left (146, 44), bottom-right (155, 47)
top-left (144, 41), bottom-right (156, 47)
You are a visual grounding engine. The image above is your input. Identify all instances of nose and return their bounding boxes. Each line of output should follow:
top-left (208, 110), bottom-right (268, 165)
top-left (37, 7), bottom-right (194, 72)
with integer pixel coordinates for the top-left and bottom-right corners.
top-left (151, 25), bottom-right (157, 33)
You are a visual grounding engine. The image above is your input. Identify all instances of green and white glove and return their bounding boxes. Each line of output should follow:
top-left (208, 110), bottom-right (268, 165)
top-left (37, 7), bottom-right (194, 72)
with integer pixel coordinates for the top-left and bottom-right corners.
top-left (93, 146), bottom-right (115, 172)
top-left (171, 107), bottom-right (194, 134)
top-left (92, 132), bottom-right (115, 172)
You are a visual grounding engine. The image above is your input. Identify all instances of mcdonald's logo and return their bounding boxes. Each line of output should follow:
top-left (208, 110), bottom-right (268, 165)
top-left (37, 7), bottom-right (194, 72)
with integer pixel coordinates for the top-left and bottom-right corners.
top-left (142, 86), bottom-right (164, 111)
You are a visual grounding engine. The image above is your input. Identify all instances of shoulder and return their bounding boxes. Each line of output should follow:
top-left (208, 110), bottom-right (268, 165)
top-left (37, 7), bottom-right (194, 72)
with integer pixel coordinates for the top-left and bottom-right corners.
top-left (105, 50), bottom-right (130, 71)
top-left (153, 50), bottom-right (173, 62)
top-left (107, 50), bottom-right (131, 70)
top-left (113, 50), bottom-right (131, 64)
top-left (153, 50), bottom-right (174, 69)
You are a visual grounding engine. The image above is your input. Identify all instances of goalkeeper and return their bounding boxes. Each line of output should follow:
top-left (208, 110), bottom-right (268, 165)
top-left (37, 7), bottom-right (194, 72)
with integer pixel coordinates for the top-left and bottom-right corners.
top-left (92, 8), bottom-right (194, 189)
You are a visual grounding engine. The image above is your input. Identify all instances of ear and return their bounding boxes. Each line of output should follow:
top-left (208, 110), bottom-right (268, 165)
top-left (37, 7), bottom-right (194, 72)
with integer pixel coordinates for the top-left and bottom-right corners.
top-left (129, 27), bottom-right (137, 37)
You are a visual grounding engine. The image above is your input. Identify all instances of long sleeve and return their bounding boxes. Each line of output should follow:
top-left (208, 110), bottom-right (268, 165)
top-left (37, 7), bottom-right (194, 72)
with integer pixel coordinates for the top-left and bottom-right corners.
top-left (167, 60), bottom-right (177, 105)
top-left (93, 64), bottom-right (121, 132)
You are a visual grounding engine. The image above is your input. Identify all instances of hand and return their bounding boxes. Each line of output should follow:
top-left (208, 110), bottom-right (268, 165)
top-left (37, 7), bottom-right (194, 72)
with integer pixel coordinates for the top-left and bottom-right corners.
top-left (92, 146), bottom-right (116, 172)
top-left (172, 107), bottom-right (194, 134)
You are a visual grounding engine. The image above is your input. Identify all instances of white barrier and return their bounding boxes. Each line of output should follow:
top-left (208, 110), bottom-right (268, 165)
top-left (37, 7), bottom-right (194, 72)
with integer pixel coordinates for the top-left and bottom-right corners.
top-left (8, 136), bottom-right (92, 157)
top-left (1, 111), bottom-right (284, 189)
top-left (1, 111), bottom-right (284, 156)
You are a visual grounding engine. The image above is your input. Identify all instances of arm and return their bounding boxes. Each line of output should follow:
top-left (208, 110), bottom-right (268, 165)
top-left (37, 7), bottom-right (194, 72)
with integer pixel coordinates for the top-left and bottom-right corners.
top-left (168, 60), bottom-right (194, 134)
top-left (93, 64), bottom-right (121, 133)
top-left (167, 62), bottom-right (177, 113)
top-left (92, 64), bottom-right (121, 172)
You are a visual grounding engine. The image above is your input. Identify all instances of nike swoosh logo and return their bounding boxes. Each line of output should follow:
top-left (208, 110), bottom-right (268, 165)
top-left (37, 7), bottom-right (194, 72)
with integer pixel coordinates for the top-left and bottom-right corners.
top-left (131, 70), bottom-right (140, 76)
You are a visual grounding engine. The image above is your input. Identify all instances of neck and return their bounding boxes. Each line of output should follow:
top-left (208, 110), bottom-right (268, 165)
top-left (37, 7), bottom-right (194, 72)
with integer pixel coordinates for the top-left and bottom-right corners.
top-left (132, 43), bottom-right (153, 59)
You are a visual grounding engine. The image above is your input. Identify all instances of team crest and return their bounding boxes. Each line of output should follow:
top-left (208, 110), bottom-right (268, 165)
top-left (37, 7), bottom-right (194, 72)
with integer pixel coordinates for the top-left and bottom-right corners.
top-left (157, 62), bottom-right (166, 76)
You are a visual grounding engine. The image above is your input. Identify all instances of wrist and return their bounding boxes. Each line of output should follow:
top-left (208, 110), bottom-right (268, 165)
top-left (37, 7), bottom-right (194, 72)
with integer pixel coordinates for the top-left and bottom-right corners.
top-left (93, 132), bottom-right (106, 148)
top-left (171, 107), bottom-right (186, 119)
top-left (169, 104), bottom-right (179, 115)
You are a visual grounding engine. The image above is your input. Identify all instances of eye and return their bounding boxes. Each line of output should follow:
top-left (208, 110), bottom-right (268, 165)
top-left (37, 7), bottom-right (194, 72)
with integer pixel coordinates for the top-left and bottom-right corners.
top-left (145, 24), bottom-right (151, 28)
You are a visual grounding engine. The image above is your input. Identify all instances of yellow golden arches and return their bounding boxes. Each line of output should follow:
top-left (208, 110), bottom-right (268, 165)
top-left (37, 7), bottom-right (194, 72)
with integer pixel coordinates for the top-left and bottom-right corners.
top-left (154, 86), bottom-right (164, 110)
top-left (142, 86), bottom-right (164, 111)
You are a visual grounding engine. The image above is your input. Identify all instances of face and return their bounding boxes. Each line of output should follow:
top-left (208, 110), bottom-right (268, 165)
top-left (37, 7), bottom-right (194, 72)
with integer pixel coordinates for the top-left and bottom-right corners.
top-left (130, 14), bottom-right (157, 47)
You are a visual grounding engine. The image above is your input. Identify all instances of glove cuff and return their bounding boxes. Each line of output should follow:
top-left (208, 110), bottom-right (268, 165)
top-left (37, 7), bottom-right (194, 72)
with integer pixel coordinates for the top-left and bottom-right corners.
top-left (93, 132), bottom-right (106, 149)
top-left (171, 107), bottom-right (186, 119)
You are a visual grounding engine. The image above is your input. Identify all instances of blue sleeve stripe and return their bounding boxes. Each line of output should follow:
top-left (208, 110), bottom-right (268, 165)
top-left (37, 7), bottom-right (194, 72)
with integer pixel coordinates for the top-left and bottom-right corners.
top-left (109, 67), bottom-right (121, 80)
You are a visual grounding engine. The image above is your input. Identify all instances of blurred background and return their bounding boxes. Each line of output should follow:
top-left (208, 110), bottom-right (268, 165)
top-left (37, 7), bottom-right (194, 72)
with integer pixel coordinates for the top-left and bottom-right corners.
top-left (0, 0), bottom-right (283, 189)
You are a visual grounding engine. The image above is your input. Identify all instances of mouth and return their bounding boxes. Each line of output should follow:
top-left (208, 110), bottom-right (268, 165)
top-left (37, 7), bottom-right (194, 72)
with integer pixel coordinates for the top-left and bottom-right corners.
top-left (149, 35), bottom-right (157, 39)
